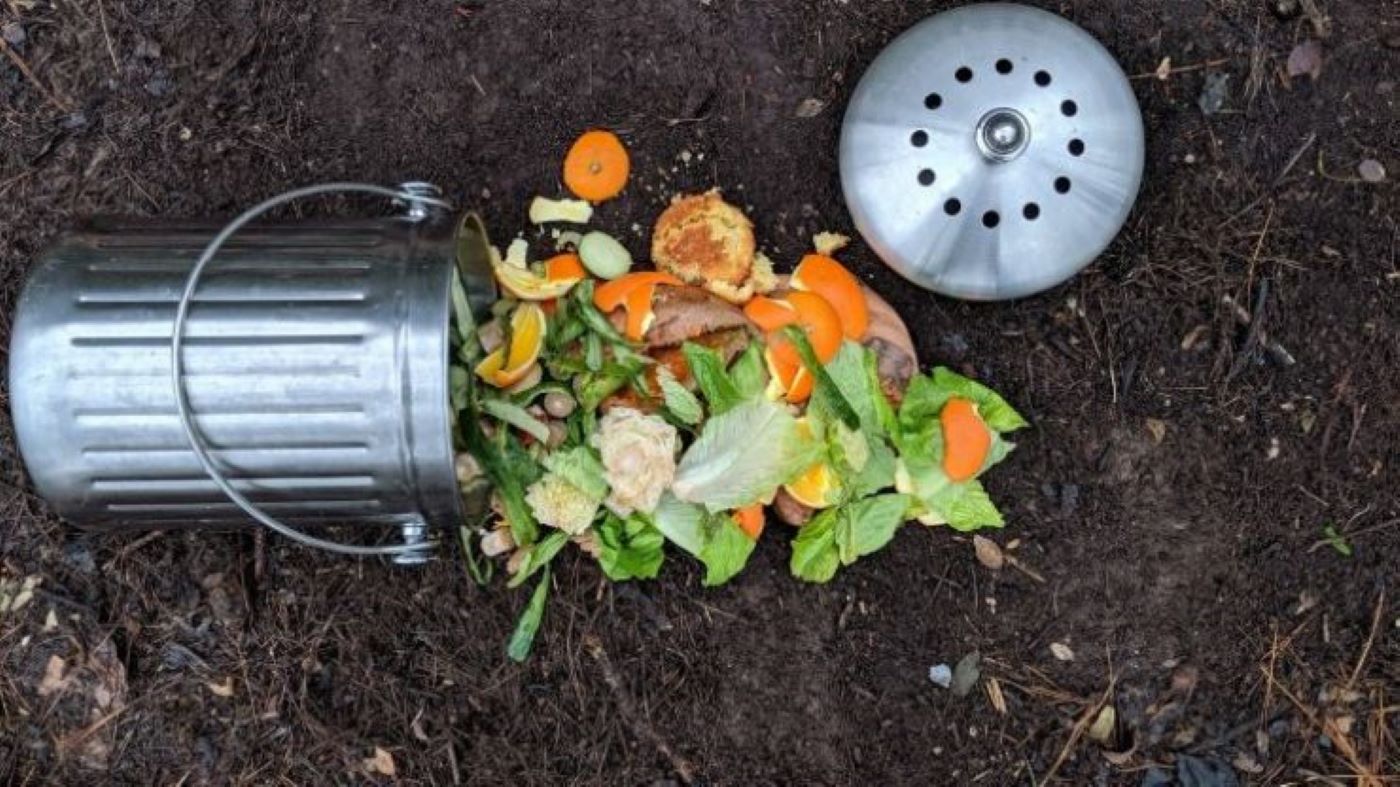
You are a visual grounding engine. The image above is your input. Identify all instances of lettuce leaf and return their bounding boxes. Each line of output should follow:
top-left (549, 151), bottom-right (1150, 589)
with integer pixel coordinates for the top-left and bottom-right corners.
top-left (596, 514), bottom-right (665, 581)
top-left (507, 530), bottom-right (569, 588)
top-left (651, 494), bottom-right (755, 586)
top-left (728, 343), bottom-right (769, 400)
top-left (657, 366), bottom-right (703, 426)
top-left (896, 454), bottom-right (1004, 531)
top-left (672, 396), bottom-right (821, 512)
top-left (900, 367), bottom-right (1028, 435)
top-left (682, 342), bottom-right (744, 416)
top-left (507, 567), bottom-right (550, 662)
top-left (790, 493), bottom-right (912, 583)
top-left (542, 446), bottom-right (608, 501)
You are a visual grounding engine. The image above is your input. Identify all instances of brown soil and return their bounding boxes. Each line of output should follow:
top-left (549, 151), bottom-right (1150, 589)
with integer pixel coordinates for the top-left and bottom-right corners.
top-left (2, 1), bottom-right (1397, 784)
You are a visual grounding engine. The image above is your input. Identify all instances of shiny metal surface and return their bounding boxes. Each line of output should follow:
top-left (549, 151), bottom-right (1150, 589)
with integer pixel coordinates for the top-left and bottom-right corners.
top-left (8, 207), bottom-right (494, 548)
top-left (840, 2), bottom-right (1145, 300)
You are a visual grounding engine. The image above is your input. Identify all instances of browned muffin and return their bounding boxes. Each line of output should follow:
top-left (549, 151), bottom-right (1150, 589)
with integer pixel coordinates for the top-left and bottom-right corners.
top-left (651, 190), bottom-right (773, 303)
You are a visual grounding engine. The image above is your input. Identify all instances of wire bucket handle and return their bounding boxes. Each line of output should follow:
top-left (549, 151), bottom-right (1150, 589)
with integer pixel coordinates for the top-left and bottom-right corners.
top-left (170, 182), bottom-right (453, 561)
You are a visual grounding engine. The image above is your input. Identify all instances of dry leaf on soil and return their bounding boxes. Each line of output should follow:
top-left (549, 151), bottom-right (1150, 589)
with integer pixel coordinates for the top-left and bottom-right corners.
top-left (1050, 642), bottom-right (1076, 662)
top-left (206, 677), bottom-right (234, 698)
top-left (985, 676), bottom-right (1008, 715)
top-left (365, 746), bottom-right (397, 777)
top-left (1089, 705), bottom-right (1116, 744)
top-left (38, 654), bottom-right (67, 696)
top-left (1145, 418), bottom-right (1167, 444)
top-left (794, 98), bottom-right (826, 118)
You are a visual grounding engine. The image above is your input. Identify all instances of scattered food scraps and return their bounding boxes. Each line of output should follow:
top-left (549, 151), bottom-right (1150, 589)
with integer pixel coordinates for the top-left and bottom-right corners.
top-left (450, 129), bottom-right (1028, 660)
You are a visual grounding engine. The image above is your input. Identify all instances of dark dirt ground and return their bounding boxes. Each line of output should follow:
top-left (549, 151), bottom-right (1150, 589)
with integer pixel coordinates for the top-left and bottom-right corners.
top-left (2, 0), bottom-right (1397, 784)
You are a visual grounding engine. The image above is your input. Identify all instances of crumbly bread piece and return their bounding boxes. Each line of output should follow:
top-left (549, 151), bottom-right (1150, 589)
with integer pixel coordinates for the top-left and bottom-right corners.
top-left (652, 190), bottom-right (757, 303)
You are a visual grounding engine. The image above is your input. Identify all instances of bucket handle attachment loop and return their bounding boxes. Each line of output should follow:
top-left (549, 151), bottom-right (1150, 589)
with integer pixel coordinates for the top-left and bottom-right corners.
top-left (170, 182), bottom-right (452, 560)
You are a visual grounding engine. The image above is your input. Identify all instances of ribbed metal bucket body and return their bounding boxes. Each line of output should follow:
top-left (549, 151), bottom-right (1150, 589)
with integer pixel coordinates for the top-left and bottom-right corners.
top-left (9, 217), bottom-right (465, 532)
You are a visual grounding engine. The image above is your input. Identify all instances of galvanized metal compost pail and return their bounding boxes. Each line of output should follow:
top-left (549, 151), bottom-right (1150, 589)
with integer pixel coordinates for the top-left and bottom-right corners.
top-left (8, 183), bottom-right (497, 563)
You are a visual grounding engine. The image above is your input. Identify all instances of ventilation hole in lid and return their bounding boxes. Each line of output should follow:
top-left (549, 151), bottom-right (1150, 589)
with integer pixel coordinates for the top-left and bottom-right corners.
top-left (1023, 203), bottom-right (1041, 220)
top-left (1034, 70), bottom-right (1052, 86)
top-left (944, 198), bottom-right (962, 216)
top-left (982, 211), bottom-right (1000, 228)
top-left (917, 169), bottom-right (936, 186)
top-left (1055, 176), bottom-right (1072, 194)
top-left (955, 66), bottom-right (973, 83)
top-left (924, 92), bottom-right (943, 110)
top-left (1061, 99), bottom-right (1078, 117)
top-left (1068, 138), bottom-right (1085, 156)
top-left (996, 58), bottom-right (1013, 74)
top-left (911, 130), bottom-right (929, 147)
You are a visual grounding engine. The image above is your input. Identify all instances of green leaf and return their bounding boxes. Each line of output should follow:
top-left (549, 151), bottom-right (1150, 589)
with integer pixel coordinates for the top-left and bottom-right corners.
top-left (728, 343), bottom-right (768, 400)
top-left (789, 495), bottom-right (911, 583)
top-left (596, 514), bottom-right (666, 581)
top-left (897, 455), bottom-right (1004, 531)
top-left (584, 332), bottom-right (604, 372)
top-left (657, 366), bottom-right (703, 425)
top-left (672, 396), bottom-right (821, 512)
top-left (783, 326), bottom-right (859, 430)
top-left (697, 515), bottom-right (756, 587)
top-left (541, 446), bottom-right (609, 501)
top-left (576, 357), bottom-right (647, 411)
top-left (682, 342), bottom-right (745, 416)
top-left (450, 268), bottom-right (477, 348)
top-left (863, 345), bottom-right (899, 438)
top-left (849, 436), bottom-right (898, 499)
top-left (507, 568), bottom-right (550, 662)
top-left (651, 495), bottom-right (755, 585)
top-left (507, 530), bottom-right (569, 588)
top-left (449, 366), bottom-right (469, 413)
top-left (573, 281), bottom-right (633, 346)
top-left (824, 341), bottom-right (885, 435)
top-left (481, 399), bottom-right (551, 444)
top-left (651, 493), bottom-right (706, 555)
top-left (900, 367), bottom-right (1028, 435)
top-left (462, 408), bottom-right (539, 545)
top-left (790, 509), bottom-right (841, 583)
top-left (836, 494), bottom-right (911, 564)
top-left (1322, 524), bottom-right (1353, 557)
top-left (457, 525), bottom-right (494, 587)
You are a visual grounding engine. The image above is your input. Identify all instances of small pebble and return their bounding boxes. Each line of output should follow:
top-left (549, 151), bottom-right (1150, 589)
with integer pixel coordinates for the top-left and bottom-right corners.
top-left (928, 664), bottom-right (953, 689)
top-left (1358, 159), bottom-right (1386, 183)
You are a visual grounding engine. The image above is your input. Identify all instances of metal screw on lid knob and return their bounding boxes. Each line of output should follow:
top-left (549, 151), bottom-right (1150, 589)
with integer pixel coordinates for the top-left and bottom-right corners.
top-left (977, 109), bottom-right (1030, 161)
top-left (839, 3), bottom-right (1146, 300)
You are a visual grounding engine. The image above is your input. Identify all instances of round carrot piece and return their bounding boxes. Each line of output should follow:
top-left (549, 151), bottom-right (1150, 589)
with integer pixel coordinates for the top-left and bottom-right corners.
top-left (563, 130), bottom-right (630, 202)
top-left (733, 504), bottom-right (765, 541)
top-left (941, 397), bottom-right (991, 482)
top-left (544, 253), bottom-right (586, 282)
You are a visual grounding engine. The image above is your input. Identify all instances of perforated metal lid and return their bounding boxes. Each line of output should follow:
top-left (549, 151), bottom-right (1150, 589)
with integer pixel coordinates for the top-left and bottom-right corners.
top-left (839, 3), bottom-right (1144, 300)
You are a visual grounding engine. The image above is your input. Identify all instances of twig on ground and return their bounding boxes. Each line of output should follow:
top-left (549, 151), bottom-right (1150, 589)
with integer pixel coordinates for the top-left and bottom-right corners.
top-left (96, 0), bottom-right (119, 74)
top-left (584, 633), bottom-right (697, 784)
top-left (1042, 677), bottom-right (1116, 783)
top-left (1261, 666), bottom-right (1380, 786)
top-left (0, 37), bottom-right (73, 112)
top-left (1219, 132), bottom-right (1316, 228)
top-left (1129, 57), bottom-right (1231, 80)
top-left (1225, 278), bottom-right (1271, 383)
top-left (1344, 589), bottom-right (1385, 694)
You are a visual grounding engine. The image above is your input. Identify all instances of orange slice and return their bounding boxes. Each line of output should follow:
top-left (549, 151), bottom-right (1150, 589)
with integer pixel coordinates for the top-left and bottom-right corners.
top-left (743, 295), bottom-right (797, 332)
top-left (593, 271), bottom-right (683, 313)
top-left (733, 504), bottom-right (765, 541)
top-left (563, 130), bottom-right (630, 203)
top-left (783, 420), bottom-right (841, 508)
top-left (622, 283), bottom-right (658, 340)
top-left (941, 397), bottom-right (991, 482)
top-left (791, 253), bottom-right (869, 340)
top-left (475, 303), bottom-right (548, 387)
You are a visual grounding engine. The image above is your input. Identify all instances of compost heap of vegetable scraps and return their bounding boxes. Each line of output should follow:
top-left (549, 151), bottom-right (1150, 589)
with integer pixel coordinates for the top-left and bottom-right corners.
top-left (451, 129), bottom-right (1028, 661)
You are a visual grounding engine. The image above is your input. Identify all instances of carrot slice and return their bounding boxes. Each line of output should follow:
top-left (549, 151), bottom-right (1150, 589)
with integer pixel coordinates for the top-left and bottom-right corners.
top-left (941, 397), bottom-right (991, 482)
top-left (563, 130), bottom-right (630, 202)
top-left (593, 271), bottom-right (682, 313)
top-left (545, 253), bottom-right (586, 282)
top-left (733, 504), bottom-right (765, 540)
